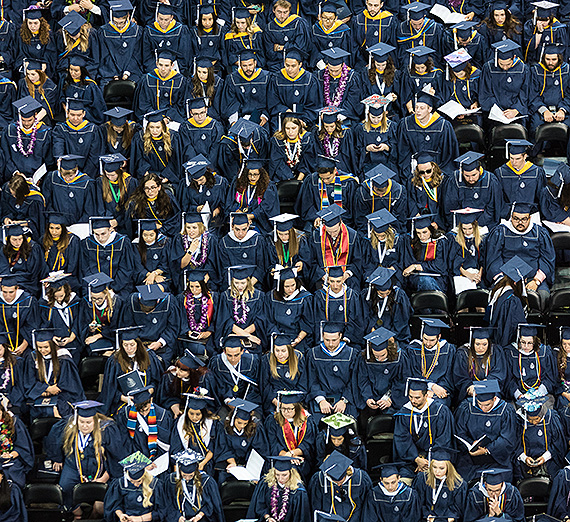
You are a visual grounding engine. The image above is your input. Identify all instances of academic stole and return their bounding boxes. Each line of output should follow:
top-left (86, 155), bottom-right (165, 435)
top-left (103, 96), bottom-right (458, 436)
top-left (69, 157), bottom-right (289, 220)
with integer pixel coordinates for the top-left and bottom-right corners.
top-left (127, 404), bottom-right (158, 457)
top-left (319, 177), bottom-right (343, 208)
top-left (423, 240), bottom-right (436, 261)
top-left (2, 304), bottom-right (19, 350)
top-left (519, 352), bottom-right (541, 391)
top-left (330, 478), bottom-right (356, 520)
top-left (96, 244), bottom-right (115, 278)
top-left (422, 342), bottom-right (441, 379)
top-left (282, 420), bottom-right (306, 451)
top-left (75, 433), bottom-right (102, 482)
top-left (321, 223), bottom-right (350, 268)
top-left (369, 180), bottom-right (392, 213)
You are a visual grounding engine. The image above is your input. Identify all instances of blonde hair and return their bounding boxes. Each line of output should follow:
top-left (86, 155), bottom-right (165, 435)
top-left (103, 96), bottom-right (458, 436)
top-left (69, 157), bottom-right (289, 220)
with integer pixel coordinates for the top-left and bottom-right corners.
top-left (269, 345), bottom-right (299, 380)
top-left (132, 472), bottom-right (154, 508)
top-left (143, 121), bottom-right (172, 158)
top-left (411, 163), bottom-right (443, 188)
top-left (176, 472), bottom-right (203, 498)
top-left (363, 111), bottom-right (389, 133)
top-left (426, 460), bottom-right (464, 491)
top-left (230, 278), bottom-right (255, 300)
top-left (455, 221), bottom-right (482, 251)
top-left (264, 467), bottom-right (303, 490)
top-left (370, 226), bottom-right (395, 250)
top-left (229, 16), bottom-right (259, 35)
top-left (64, 23), bottom-right (91, 53)
top-left (274, 116), bottom-right (306, 140)
top-left (62, 413), bottom-right (107, 465)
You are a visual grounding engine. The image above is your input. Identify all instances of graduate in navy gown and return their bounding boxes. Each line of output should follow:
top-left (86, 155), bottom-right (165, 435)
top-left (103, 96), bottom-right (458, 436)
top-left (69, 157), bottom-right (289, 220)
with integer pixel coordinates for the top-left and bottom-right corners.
top-left (464, 468), bottom-right (525, 522)
top-left (16, 8), bottom-right (58, 79)
top-left (132, 220), bottom-right (172, 289)
top-left (103, 452), bottom-right (163, 522)
top-left (309, 4), bottom-right (352, 68)
top-left (309, 450), bottom-right (372, 522)
top-left (99, 107), bottom-right (137, 159)
top-left (0, 470), bottom-right (27, 522)
top-left (162, 449), bottom-right (225, 522)
top-left (452, 328), bottom-right (507, 404)
top-left (0, 20), bottom-right (15, 81)
top-left (0, 96), bottom-right (52, 181)
top-left (267, 214), bottom-right (306, 277)
top-left (478, 3), bottom-right (523, 58)
top-left (352, 3), bottom-right (397, 69)
top-left (0, 401), bottom-right (33, 491)
top-left (23, 329), bottom-right (85, 420)
top-left (523, 3), bottom-right (566, 64)
top-left (97, 0), bottom-right (144, 86)
top-left (222, 8), bottom-right (265, 71)
top-left (44, 400), bottom-right (128, 511)
top-left (362, 462), bottom-right (421, 522)
top-left (187, 57), bottom-right (225, 123)
top-left (412, 447), bottom-right (468, 522)
top-left (51, 98), bottom-right (103, 179)
top-left (17, 59), bottom-right (58, 125)
top-left (313, 108), bottom-right (355, 176)
top-left (548, 463), bottom-right (570, 520)
top-left (401, 46), bottom-right (445, 113)
top-left (454, 380), bottom-right (517, 482)
top-left (539, 162), bottom-right (570, 225)
top-left (0, 338), bottom-right (26, 410)
top-left (393, 378), bottom-right (454, 478)
top-left (316, 413), bottom-right (367, 470)
top-left (190, 6), bottom-right (224, 67)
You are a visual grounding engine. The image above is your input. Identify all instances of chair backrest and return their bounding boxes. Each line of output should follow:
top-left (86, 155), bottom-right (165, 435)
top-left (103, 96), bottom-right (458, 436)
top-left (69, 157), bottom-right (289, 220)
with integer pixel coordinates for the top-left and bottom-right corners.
top-left (454, 124), bottom-right (485, 150)
top-left (277, 180), bottom-right (302, 214)
top-left (24, 483), bottom-right (64, 506)
top-left (410, 291), bottom-right (449, 313)
top-left (366, 414), bottom-right (395, 440)
top-left (103, 80), bottom-right (136, 109)
top-left (29, 417), bottom-right (60, 444)
top-left (549, 288), bottom-right (570, 312)
top-left (535, 122), bottom-right (569, 144)
top-left (517, 476), bottom-right (551, 498)
top-left (490, 123), bottom-right (528, 146)
top-left (220, 480), bottom-right (256, 503)
top-left (552, 232), bottom-right (570, 252)
top-left (456, 289), bottom-right (489, 312)
top-left (72, 482), bottom-right (108, 505)
top-left (79, 356), bottom-right (107, 380)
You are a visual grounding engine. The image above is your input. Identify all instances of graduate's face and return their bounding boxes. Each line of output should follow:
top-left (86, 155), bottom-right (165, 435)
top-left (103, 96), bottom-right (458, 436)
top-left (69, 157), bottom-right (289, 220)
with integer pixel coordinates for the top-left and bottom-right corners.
top-left (497, 57), bottom-right (514, 70)
top-left (196, 67), bottom-right (210, 82)
top-left (473, 338), bottom-right (489, 355)
top-left (416, 227), bottom-right (431, 242)
top-left (328, 276), bottom-right (344, 294)
top-left (322, 332), bottom-right (342, 351)
top-left (273, 344), bottom-right (289, 362)
top-left (187, 408), bottom-right (203, 423)
top-left (509, 152), bottom-right (526, 170)
top-left (69, 64), bottom-right (82, 81)
top-left (527, 413), bottom-right (543, 425)
top-left (232, 222), bottom-right (250, 240)
top-left (1, 286), bottom-right (17, 303)
top-left (536, 18), bottom-right (550, 30)
top-left (414, 102), bottom-right (431, 121)
top-left (60, 167), bottom-right (78, 181)
top-left (142, 230), bottom-right (157, 245)
top-left (105, 169), bottom-right (119, 182)
top-left (156, 13), bottom-right (173, 29)
top-left (233, 417), bottom-right (249, 431)
top-left (280, 403), bottom-right (296, 419)
top-left (562, 339), bottom-right (570, 354)
top-left (326, 63), bottom-right (344, 77)
top-left (129, 475), bottom-right (144, 487)
top-left (322, 121), bottom-right (336, 135)
top-left (374, 230), bottom-right (386, 242)
top-left (410, 16), bottom-right (425, 30)
top-left (381, 474), bottom-right (399, 492)
top-left (175, 365), bottom-right (190, 379)
top-left (274, 469), bottom-right (290, 484)
top-left (181, 470), bottom-right (196, 481)
top-left (431, 459), bottom-right (447, 479)
top-left (194, 175), bottom-right (207, 186)
top-left (462, 167), bottom-right (481, 185)
top-left (185, 223), bottom-right (202, 238)
top-left (325, 222), bottom-right (341, 238)
top-left (91, 291), bottom-right (106, 306)
top-left (224, 346), bottom-right (243, 365)
top-left (544, 54), bottom-right (561, 71)
top-left (233, 278), bottom-right (248, 294)
top-left (235, 17), bottom-right (248, 31)
top-left (366, 0), bottom-right (382, 16)
top-left (144, 179), bottom-right (161, 198)
top-left (422, 333), bottom-right (439, 349)
top-left (247, 169), bottom-right (261, 185)
top-left (27, 18), bottom-right (41, 32)
top-left (477, 397), bottom-right (496, 412)
top-left (460, 223), bottom-right (474, 236)
top-left (67, 109), bottom-right (85, 126)
top-left (284, 121), bottom-right (300, 140)
top-left (510, 211), bottom-right (530, 232)
top-left (20, 115), bottom-right (36, 129)
top-left (485, 482), bottom-right (503, 498)
top-left (274, 4), bottom-right (290, 23)
top-left (493, 9), bottom-right (506, 24)
top-left (93, 227), bottom-right (111, 244)
top-left (320, 11), bottom-right (336, 30)
top-left (240, 58), bottom-right (257, 77)
top-left (408, 389), bottom-right (428, 408)
top-left (284, 58), bottom-right (301, 78)
top-left (519, 335), bottom-right (535, 352)
top-left (112, 14), bottom-right (129, 29)
top-left (156, 58), bottom-right (173, 78)
top-left (282, 278), bottom-right (297, 296)
top-left (53, 287), bottom-right (67, 304)
top-left (201, 13), bottom-right (214, 29)
top-left (372, 347), bottom-right (388, 362)
top-left (122, 339), bottom-right (138, 356)
top-left (414, 63), bottom-right (427, 74)
top-left (9, 235), bottom-right (23, 250)
top-left (331, 435), bottom-right (345, 447)
top-left (187, 281), bottom-right (202, 296)
top-left (77, 416), bottom-right (95, 435)
top-left (369, 113), bottom-right (382, 126)
top-left (37, 341), bottom-right (51, 357)
top-left (374, 59), bottom-right (386, 72)
top-left (191, 107), bottom-right (208, 124)
top-left (49, 224), bottom-right (63, 239)
top-left (26, 69), bottom-right (40, 83)
top-left (416, 162), bottom-right (433, 180)
top-left (276, 229), bottom-right (290, 243)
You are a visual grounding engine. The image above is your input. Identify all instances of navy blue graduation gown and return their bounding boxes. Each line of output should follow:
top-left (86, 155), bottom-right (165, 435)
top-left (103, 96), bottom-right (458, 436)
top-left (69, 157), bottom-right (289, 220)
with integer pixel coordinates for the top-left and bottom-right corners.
top-left (464, 482), bottom-right (525, 522)
top-left (190, 25), bottom-right (224, 66)
top-left (94, 174), bottom-right (138, 234)
top-left (359, 67), bottom-right (403, 119)
top-left (401, 68), bottom-right (445, 108)
top-left (215, 422), bottom-right (266, 471)
top-left (548, 466), bottom-right (570, 520)
top-left (309, 468), bottom-right (372, 522)
top-left (478, 24), bottom-right (523, 62)
top-left (217, 127), bottom-right (269, 182)
top-left (51, 120), bottom-right (103, 178)
top-left (247, 478), bottom-right (311, 522)
top-left (540, 184), bottom-right (570, 223)
top-left (0, 122), bottom-right (53, 180)
top-left (55, 29), bottom-right (100, 78)
top-left (529, 61), bottom-right (570, 131)
top-left (0, 184), bottom-right (45, 240)
top-left (169, 416), bottom-right (218, 472)
top-left (454, 397), bottom-right (517, 481)
top-left (16, 32), bottom-right (58, 79)
top-left (42, 170), bottom-right (96, 224)
top-left (442, 66), bottom-right (482, 112)
top-left (443, 30), bottom-right (486, 69)
top-left (362, 286), bottom-right (412, 344)
top-left (486, 287), bottom-right (527, 347)
top-left (132, 233), bottom-right (172, 288)
top-left (57, 78), bottom-right (106, 125)
top-left (352, 119), bottom-right (397, 175)
top-left (447, 232), bottom-right (486, 279)
top-left (0, 78), bottom-right (17, 130)
top-left (222, 28), bottom-right (265, 71)
top-left (125, 190), bottom-right (181, 239)
top-left (313, 128), bottom-right (356, 176)
top-left (134, 70), bottom-right (187, 123)
top-left (16, 77), bottom-right (59, 124)
top-left (402, 234), bottom-right (450, 292)
top-left (259, 350), bottom-right (306, 413)
top-left (79, 293), bottom-right (125, 353)
top-left (412, 472), bottom-right (468, 521)
top-left (0, 482), bottom-right (27, 522)
top-left (0, 21), bottom-right (15, 72)
top-left (479, 57), bottom-right (530, 115)
top-left (177, 175), bottom-right (229, 225)
top-left (523, 20), bottom-right (567, 65)
top-left (357, 349), bottom-right (405, 411)
top-left (361, 234), bottom-right (406, 287)
top-left (0, 291), bottom-right (39, 353)
top-left (268, 131), bottom-right (317, 182)
top-left (396, 18), bottom-right (445, 67)
top-left (0, 357), bottom-right (26, 409)
top-left (98, 350), bottom-right (163, 415)
top-left (351, 10), bottom-right (397, 69)
top-left (0, 415), bottom-right (33, 490)
top-left (141, 21), bottom-right (193, 76)
top-left (452, 344), bottom-right (507, 402)
top-left (316, 67), bottom-right (362, 122)
top-left (309, 20), bottom-right (352, 67)
top-left (186, 74), bottom-right (224, 123)
top-left (494, 161), bottom-right (546, 214)
top-left (97, 121), bottom-right (138, 159)
top-left (98, 20), bottom-right (144, 85)
top-left (44, 233), bottom-right (81, 282)
top-left (179, 116), bottom-right (224, 168)
top-left (263, 15), bottom-right (311, 72)
top-left (103, 475), bottom-right (161, 520)
top-left (406, 179), bottom-right (445, 230)
top-left (0, 241), bottom-right (48, 298)
top-left (362, 481), bottom-right (421, 522)
top-left (442, 168), bottom-right (503, 229)
top-left (80, 232), bottom-right (136, 296)
top-left (315, 430), bottom-right (367, 470)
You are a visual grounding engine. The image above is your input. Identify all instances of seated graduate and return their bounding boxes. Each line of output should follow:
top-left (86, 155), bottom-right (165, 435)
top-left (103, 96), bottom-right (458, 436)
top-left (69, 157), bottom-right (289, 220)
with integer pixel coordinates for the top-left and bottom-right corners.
top-left (0, 274), bottom-right (39, 357)
top-left (190, 5), bottom-right (224, 72)
top-left (94, 153), bottom-right (137, 235)
top-left (269, 113), bottom-right (316, 182)
top-left (41, 213), bottom-right (80, 284)
top-left (454, 379), bottom-right (517, 482)
top-left (98, 327), bottom-right (163, 416)
top-left (313, 109), bottom-right (355, 179)
top-left (539, 162), bottom-right (570, 225)
top-left (478, 3), bottom-right (522, 57)
top-left (548, 458), bottom-right (570, 520)
top-left (514, 396), bottom-right (565, 481)
top-left (0, 174), bottom-right (45, 242)
top-left (39, 274), bottom-right (83, 364)
top-left (464, 468), bottom-right (525, 522)
top-left (100, 107), bottom-right (137, 159)
top-left (0, 336), bottom-right (26, 410)
top-left (42, 154), bottom-right (96, 225)
top-left (402, 214), bottom-right (450, 293)
top-left (393, 378), bottom-right (454, 478)
top-left (0, 72), bottom-right (16, 132)
top-left (79, 273), bottom-right (124, 356)
top-left (412, 447), bottom-right (468, 522)
top-left (360, 43), bottom-right (401, 114)
top-left (225, 158), bottom-right (280, 236)
top-left (441, 49), bottom-right (482, 121)
top-left (16, 7), bottom-right (58, 78)
top-left (264, 267), bottom-right (312, 353)
top-left (222, 8), bottom-right (264, 72)
top-left (132, 219), bottom-right (172, 289)
top-left (362, 266), bottom-right (412, 344)
top-left (316, 413), bottom-right (367, 470)
top-left (504, 323), bottom-right (557, 403)
top-left (0, 468), bottom-right (27, 522)
top-left (215, 264), bottom-right (267, 354)
top-left (309, 450), bottom-right (373, 522)
top-left (0, 223), bottom-right (47, 298)
top-left (313, 265), bottom-right (364, 348)
top-left (23, 328), bottom-right (85, 420)
top-left (187, 57), bottom-right (224, 123)
top-left (169, 392), bottom-right (218, 476)
top-left (0, 96), bottom-right (52, 182)
top-left (17, 59), bottom-right (58, 125)
top-left (260, 334), bottom-right (306, 414)
top-left (214, 398), bottom-right (266, 485)
top-left (305, 321), bottom-right (361, 422)
top-left (247, 455), bottom-right (311, 522)
top-left (44, 400), bottom-right (128, 512)
top-left (363, 462), bottom-right (421, 522)
top-left (162, 449), bottom-right (225, 522)
top-left (452, 327), bottom-right (507, 404)
top-left (555, 327), bottom-right (570, 435)
top-left (267, 214), bottom-right (306, 274)
top-left (104, 451), bottom-right (163, 522)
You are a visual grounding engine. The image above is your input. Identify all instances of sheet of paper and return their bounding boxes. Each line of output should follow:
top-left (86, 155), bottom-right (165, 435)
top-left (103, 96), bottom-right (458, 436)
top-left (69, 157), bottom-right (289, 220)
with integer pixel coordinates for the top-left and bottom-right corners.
top-left (543, 220), bottom-right (570, 233)
top-left (148, 452), bottom-right (169, 476)
top-left (228, 449), bottom-right (264, 481)
top-left (488, 103), bottom-right (526, 124)
top-left (430, 4), bottom-right (466, 23)
top-left (453, 275), bottom-right (478, 295)
top-left (32, 164), bottom-right (47, 185)
top-left (67, 223), bottom-right (90, 240)
top-left (168, 121), bottom-right (180, 132)
top-left (438, 100), bottom-right (481, 120)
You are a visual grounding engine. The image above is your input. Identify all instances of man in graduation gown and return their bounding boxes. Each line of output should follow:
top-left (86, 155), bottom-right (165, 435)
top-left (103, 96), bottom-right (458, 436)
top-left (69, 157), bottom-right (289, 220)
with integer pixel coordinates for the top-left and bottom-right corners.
top-left (309, 450), bottom-right (372, 522)
top-left (393, 378), bottom-right (454, 478)
top-left (205, 335), bottom-right (261, 410)
top-left (351, 0), bottom-right (396, 70)
top-left (396, 91), bottom-right (460, 178)
top-left (305, 321), bottom-right (361, 421)
top-left (41, 154), bottom-right (96, 224)
top-left (51, 98), bottom-right (103, 179)
top-left (454, 380), bottom-right (517, 482)
top-left (141, 4), bottom-right (192, 76)
top-left (442, 21), bottom-right (486, 69)
top-left (212, 212), bottom-right (271, 290)
top-left (134, 49), bottom-right (188, 123)
top-left (1, 96), bottom-right (53, 181)
top-left (97, 0), bottom-right (144, 86)
top-left (309, 4), bottom-right (352, 68)
top-left (464, 469), bottom-right (525, 522)
top-left (362, 463), bottom-right (421, 522)
top-left (123, 284), bottom-right (184, 366)
top-left (548, 463), bottom-right (570, 520)
top-left (485, 202), bottom-right (555, 299)
top-left (442, 151), bottom-right (504, 229)
top-left (267, 46), bottom-right (321, 131)
top-left (221, 50), bottom-right (271, 126)
top-left (0, 72), bottom-right (17, 131)
top-left (80, 217), bottom-right (136, 297)
top-left (263, 0), bottom-right (311, 72)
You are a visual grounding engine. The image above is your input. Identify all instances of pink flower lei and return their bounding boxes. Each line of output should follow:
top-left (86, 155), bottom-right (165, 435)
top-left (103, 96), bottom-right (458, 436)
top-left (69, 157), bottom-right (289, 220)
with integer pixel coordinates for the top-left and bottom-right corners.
top-left (17, 117), bottom-right (39, 157)
top-left (185, 293), bottom-right (209, 332)
top-left (323, 63), bottom-right (349, 107)
top-left (233, 296), bottom-right (249, 325)
top-left (270, 484), bottom-right (290, 522)
top-left (183, 232), bottom-right (209, 268)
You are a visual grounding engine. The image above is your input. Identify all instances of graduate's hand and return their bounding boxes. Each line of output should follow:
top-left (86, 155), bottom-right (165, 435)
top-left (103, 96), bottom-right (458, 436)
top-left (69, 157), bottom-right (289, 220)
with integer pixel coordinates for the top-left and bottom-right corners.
top-left (147, 341), bottom-right (162, 351)
top-left (465, 11), bottom-right (475, 20)
top-left (333, 400), bottom-right (346, 413)
top-left (466, 385), bottom-right (475, 397)
top-left (431, 384), bottom-right (447, 399)
top-left (469, 446), bottom-right (487, 456)
top-left (543, 110), bottom-right (555, 122)
top-left (78, 0), bottom-right (94, 10)
top-left (260, 115), bottom-right (268, 126)
top-left (67, 3), bottom-right (81, 11)
top-left (377, 398), bottom-right (392, 410)
top-left (503, 109), bottom-right (519, 119)
top-left (319, 400), bottom-right (333, 414)
top-left (366, 398), bottom-right (379, 409)
top-left (555, 110), bottom-right (566, 122)
top-left (171, 404), bottom-right (182, 417)
top-left (295, 261), bottom-right (303, 272)
top-left (378, 144), bottom-right (389, 152)
top-left (53, 462), bottom-right (63, 471)
top-left (314, 218), bottom-right (321, 228)
top-left (415, 456), bottom-right (429, 472)
top-left (14, 344), bottom-right (27, 356)
top-left (488, 497), bottom-right (501, 516)
top-left (249, 335), bottom-right (262, 345)
top-left (534, 456), bottom-right (545, 466)
top-left (526, 279), bottom-right (539, 292)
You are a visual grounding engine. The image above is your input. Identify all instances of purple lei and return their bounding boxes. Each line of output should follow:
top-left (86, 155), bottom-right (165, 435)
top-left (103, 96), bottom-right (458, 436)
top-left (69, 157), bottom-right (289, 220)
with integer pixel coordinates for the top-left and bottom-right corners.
top-left (183, 232), bottom-right (209, 267)
top-left (185, 293), bottom-right (209, 332)
top-left (233, 296), bottom-right (249, 325)
top-left (323, 134), bottom-right (340, 157)
top-left (17, 119), bottom-right (39, 157)
top-left (270, 485), bottom-right (290, 522)
top-left (323, 63), bottom-right (349, 107)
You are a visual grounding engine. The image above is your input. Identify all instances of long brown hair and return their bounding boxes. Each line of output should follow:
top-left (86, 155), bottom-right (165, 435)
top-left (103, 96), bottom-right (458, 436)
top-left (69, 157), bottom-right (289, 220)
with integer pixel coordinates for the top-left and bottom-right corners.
top-left (36, 341), bottom-right (60, 383)
top-left (411, 163), bottom-right (443, 188)
top-left (114, 338), bottom-right (150, 373)
top-left (190, 169), bottom-right (215, 191)
top-left (182, 407), bottom-right (218, 442)
top-left (46, 283), bottom-right (72, 307)
top-left (224, 416), bottom-right (257, 438)
top-left (557, 340), bottom-right (570, 380)
top-left (142, 121), bottom-right (172, 157)
top-left (368, 56), bottom-right (395, 87)
top-left (8, 175), bottom-right (30, 206)
top-left (235, 168), bottom-right (269, 197)
top-left (3, 236), bottom-right (31, 262)
top-left (21, 17), bottom-right (51, 45)
top-left (269, 344), bottom-right (299, 379)
top-left (411, 57), bottom-right (434, 74)
top-left (176, 471), bottom-right (203, 498)
top-left (411, 225), bottom-right (443, 260)
top-left (318, 120), bottom-right (344, 140)
top-left (449, 63), bottom-right (474, 81)
top-left (127, 173), bottom-right (173, 219)
top-left (105, 121), bottom-right (135, 150)
top-left (482, 8), bottom-right (521, 37)
top-left (364, 336), bottom-right (398, 362)
top-left (25, 69), bottom-right (48, 97)
top-left (467, 337), bottom-right (492, 378)
top-left (197, 11), bottom-right (219, 35)
top-left (490, 275), bottom-right (528, 308)
top-left (191, 68), bottom-right (216, 99)
top-left (275, 403), bottom-right (306, 428)
top-left (274, 116), bottom-right (306, 141)
top-left (42, 223), bottom-right (70, 257)
top-left (101, 170), bottom-right (130, 207)
top-left (274, 230), bottom-right (300, 265)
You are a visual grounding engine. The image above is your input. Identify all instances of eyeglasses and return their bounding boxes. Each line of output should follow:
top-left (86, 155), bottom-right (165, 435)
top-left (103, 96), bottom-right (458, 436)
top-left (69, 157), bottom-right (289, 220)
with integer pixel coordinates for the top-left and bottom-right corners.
top-left (512, 215), bottom-right (530, 223)
top-left (418, 168), bottom-right (432, 175)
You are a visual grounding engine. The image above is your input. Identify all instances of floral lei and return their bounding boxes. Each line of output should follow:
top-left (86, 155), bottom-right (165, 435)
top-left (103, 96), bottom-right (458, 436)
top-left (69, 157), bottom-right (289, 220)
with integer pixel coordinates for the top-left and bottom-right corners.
top-left (183, 232), bottom-right (209, 268)
top-left (270, 484), bottom-right (290, 522)
top-left (0, 368), bottom-right (10, 391)
top-left (284, 140), bottom-right (302, 168)
top-left (0, 419), bottom-right (13, 453)
top-left (323, 63), bottom-right (349, 107)
top-left (233, 296), bottom-right (249, 325)
top-left (185, 293), bottom-right (209, 332)
top-left (17, 118), bottom-right (39, 157)
top-left (323, 134), bottom-right (340, 158)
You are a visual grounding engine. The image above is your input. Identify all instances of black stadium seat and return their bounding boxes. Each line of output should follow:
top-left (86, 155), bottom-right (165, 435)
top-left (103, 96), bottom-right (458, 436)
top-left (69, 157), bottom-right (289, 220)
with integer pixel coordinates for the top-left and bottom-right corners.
top-left (220, 480), bottom-right (256, 522)
top-left (24, 483), bottom-right (68, 522)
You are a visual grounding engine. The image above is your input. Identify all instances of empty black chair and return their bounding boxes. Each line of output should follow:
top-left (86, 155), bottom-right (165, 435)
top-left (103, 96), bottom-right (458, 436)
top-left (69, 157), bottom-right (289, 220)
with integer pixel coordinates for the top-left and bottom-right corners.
top-left (79, 356), bottom-right (107, 400)
top-left (276, 180), bottom-right (302, 215)
top-left (366, 414), bottom-right (395, 439)
top-left (547, 288), bottom-right (570, 344)
top-left (72, 482), bottom-right (107, 521)
top-left (220, 480), bottom-right (256, 522)
top-left (24, 483), bottom-right (68, 522)
top-left (103, 80), bottom-right (136, 110)
top-left (454, 289), bottom-right (490, 345)
top-left (534, 122), bottom-right (569, 156)
top-left (454, 123), bottom-right (485, 152)
top-left (517, 476), bottom-right (551, 518)
top-left (490, 123), bottom-right (528, 145)
top-left (365, 414), bottom-right (395, 480)
top-left (29, 417), bottom-right (61, 483)
top-left (410, 291), bottom-right (451, 340)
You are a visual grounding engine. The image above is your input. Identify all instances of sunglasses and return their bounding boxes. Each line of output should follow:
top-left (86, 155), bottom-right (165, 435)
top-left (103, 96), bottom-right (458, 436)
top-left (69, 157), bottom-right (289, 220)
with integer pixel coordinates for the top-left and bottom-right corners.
top-left (418, 168), bottom-right (433, 175)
